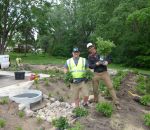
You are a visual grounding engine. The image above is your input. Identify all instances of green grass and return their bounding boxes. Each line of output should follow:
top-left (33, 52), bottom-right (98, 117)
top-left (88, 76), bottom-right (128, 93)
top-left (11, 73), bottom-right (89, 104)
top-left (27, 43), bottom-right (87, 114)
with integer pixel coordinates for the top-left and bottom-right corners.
top-left (9, 52), bottom-right (150, 75)
top-left (108, 64), bottom-right (150, 75)
top-left (9, 52), bottom-right (66, 65)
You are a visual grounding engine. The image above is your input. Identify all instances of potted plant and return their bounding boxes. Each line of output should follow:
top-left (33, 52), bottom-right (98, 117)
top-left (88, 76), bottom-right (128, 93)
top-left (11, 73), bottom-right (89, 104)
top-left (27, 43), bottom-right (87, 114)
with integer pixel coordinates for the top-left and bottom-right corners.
top-left (14, 57), bottom-right (25, 80)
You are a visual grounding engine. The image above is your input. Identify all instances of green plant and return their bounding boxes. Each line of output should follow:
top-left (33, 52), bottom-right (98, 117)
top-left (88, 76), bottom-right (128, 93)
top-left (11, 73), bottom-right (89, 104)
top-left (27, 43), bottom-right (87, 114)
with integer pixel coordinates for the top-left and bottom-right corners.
top-left (144, 113), bottom-right (150, 127)
top-left (96, 37), bottom-right (116, 56)
top-left (0, 97), bottom-right (9, 105)
top-left (145, 77), bottom-right (150, 94)
top-left (73, 107), bottom-right (88, 117)
top-left (96, 102), bottom-right (113, 117)
top-left (83, 70), bottom-right (94, 81)
top-left (0, 118), bottom-right (6, 128)
top-left (136, 81), bottom-right (146, 95)
top-left (18, 111), bottom-right (25, 118)
top-left (36, 117), bottom-right (43, 124)
top-left (64, 72), bottom-right (73, 83)
top-left (140, 95), bottom-right (150, 106)
top-left (15, 126), bottom-right (23, 130)
top-left (48, 93), bottom-right (52, 98)
top-left (45, 78), bottom-right (49, 86)
top-left (52, 116), bottom-right (69, 130)
top-left (69, 122), bottom-right (84, 130)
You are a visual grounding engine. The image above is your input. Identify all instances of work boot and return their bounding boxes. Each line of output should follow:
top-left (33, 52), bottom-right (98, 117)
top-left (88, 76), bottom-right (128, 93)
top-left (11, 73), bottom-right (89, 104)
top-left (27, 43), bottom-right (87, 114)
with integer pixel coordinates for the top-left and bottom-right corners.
top-left (114, 101), bottom-right (121, 110)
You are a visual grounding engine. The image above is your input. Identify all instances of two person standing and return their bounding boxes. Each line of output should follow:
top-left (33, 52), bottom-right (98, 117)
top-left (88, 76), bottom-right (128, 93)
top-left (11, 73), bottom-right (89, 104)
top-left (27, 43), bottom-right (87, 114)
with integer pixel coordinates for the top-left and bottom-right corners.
top-left (64, 44), bottom-right (120, 109)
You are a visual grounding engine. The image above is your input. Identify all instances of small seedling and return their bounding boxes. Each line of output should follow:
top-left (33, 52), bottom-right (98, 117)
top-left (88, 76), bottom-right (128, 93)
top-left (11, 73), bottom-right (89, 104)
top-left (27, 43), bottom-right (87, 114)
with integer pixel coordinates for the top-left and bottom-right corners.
top-left (45, 79), bottom-right (49, 86)
top-left (48, 93), bottom-right (52, 98)
top-left (73, 107), bottom-right (88, 117)
top-left (0, 118), bottom-right (6, 128)
top-left (18, 111), bottom-right (25, 118)
top-left (0, 97), bottom-right (9, 105)
top-left (36, 117), bottom-right (43, 124)
top-left (96, 102), bottom-right (113, 117)
top-left (15, 126), bottom-right (23, 130)
top-left (144, 113), bottom-right (150, 127)
top-left (140, 95), bottom-right (150, 106)
top-left (52, 116), bottom-right (69, 130)
top-left (69, 122), bottom-right (84, 130)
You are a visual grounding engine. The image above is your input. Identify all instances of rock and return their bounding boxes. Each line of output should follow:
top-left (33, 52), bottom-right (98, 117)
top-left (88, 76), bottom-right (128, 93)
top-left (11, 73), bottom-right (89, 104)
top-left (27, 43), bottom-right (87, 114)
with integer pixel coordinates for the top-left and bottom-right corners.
top-left (24, 108), bottom-right (34, 117)
top-left (18, 103), bottom-right (26, 111)
top-left (88, 95), bottom-right (94, 102)
top-left (50, 98), bottom-right (56, 102)
top-left (43, 94), bottom-right (49, 99)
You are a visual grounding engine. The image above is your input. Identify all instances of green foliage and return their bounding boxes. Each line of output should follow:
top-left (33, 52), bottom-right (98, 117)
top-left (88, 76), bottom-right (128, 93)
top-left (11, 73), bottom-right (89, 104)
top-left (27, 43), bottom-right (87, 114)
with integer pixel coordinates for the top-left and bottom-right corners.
top-left (83, 70), bottom-right (94, 81)
top-left (96, 102), bottom-right (113, 117)
top-left (140, 95), bottom-right (150, 106)
top-left (145, 77), bottom-right (150, 94)
top-left (96, 37), bottom-right (116, 56)
top-left (113, 71), bottom-right (128, 90)
top-left (64, 72), bottom-right (73, 83)
top-left (36, 117), bottom-right (43, 124)
top-left (0, 118), bottom-right (6, 128)
top-left (69, 122), bottom-right (84, 130)
top-left (44, 78), bottom-right (49, 86)
top-left (15, 126), bottom-right (23, 130)
top-left (18, 111), bottom-right (25, 118)
top-left (135, 75), bottom-right (149, 95)
top-left (52, 116), bottom-right (69, 130)
top-left (0, 97), bottom-right (9, 105)
top-left (144, 113), bottom-right (150, 127)
top-left (73, 107), bottom-right (88, 117)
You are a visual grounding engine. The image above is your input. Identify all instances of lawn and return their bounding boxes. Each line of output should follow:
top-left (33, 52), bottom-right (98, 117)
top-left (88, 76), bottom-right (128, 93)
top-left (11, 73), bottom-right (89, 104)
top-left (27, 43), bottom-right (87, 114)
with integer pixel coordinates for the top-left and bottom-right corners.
top-left (9, 52), bottom-right (150, 75)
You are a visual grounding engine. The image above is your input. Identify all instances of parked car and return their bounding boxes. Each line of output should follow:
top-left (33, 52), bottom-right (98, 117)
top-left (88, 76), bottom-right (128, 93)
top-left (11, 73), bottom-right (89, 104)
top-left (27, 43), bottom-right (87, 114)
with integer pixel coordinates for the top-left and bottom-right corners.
top-left (0, 55), bottom-right (10, 69)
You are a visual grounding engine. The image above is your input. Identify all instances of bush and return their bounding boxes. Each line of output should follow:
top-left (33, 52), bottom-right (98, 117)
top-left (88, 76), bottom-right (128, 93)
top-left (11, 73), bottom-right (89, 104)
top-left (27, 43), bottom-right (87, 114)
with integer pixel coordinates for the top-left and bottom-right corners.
top-left (83, 70), bottom-right (94, 81)
top-left (0, 118), bottom-right (6, 128)
top-left (69, 122), bottom-right (84, 130)
top-left (144, 113), bottom-right (150, 127)
top-left (15, 126), bottom-right (23, 130)
top-left (73, 107), bottom-right (88, 117)
top-left (96, 102), bottom-right (113, 117)
top-left (18, 111), bottom-right (25, 118)
top-left (64, 71), bottom-right (73, 83)
top-left (0, 97), bottom-right (9, 105)
top-left (52, 116), bottom-right (69, 130)
top-left (140, 95), bottom-right (150, 106)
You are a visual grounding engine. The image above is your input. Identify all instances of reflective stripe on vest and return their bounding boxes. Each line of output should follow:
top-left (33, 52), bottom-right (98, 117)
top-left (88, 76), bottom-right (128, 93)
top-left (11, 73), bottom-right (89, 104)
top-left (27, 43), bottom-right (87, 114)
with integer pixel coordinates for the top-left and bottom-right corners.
top-left (67, 57), bottom-right (86, 78)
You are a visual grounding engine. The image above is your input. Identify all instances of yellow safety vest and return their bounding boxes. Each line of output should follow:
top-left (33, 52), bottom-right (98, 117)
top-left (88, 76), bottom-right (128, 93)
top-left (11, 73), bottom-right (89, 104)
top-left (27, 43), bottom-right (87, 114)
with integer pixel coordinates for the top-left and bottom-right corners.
top-left (67, 57), bottom-right (86, 78)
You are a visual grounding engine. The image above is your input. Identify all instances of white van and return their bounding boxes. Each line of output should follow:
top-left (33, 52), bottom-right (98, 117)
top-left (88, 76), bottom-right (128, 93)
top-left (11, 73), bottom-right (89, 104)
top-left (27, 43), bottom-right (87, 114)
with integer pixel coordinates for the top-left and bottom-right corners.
top-left (0, 55), bottom-right (10, 69)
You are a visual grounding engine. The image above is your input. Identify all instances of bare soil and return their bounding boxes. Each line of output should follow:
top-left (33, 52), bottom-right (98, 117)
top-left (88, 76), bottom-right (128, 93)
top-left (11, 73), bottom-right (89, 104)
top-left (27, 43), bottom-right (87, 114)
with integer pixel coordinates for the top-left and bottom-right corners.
top-left (0, 66), bottom-right (150, 130)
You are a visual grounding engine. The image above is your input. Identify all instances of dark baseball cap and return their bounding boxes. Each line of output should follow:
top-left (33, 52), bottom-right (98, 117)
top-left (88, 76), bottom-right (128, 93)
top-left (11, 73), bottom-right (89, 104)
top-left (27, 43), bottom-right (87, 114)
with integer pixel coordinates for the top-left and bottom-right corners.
top-left (73, 47), bottom-right (79, 52)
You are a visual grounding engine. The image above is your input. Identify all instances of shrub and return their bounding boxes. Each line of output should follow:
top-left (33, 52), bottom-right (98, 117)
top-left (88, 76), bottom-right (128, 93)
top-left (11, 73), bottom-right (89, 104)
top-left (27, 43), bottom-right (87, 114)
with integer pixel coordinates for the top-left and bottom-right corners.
top-left (15, 126), bottom-right (23, 130)
top-left (0, 118), bottom-right (6, 128)
top-left (0, 97), bottom-right (9, 105)
top-left (83, 70), bottom-right (94, 81)
top-left (135, 81), bottom-right (146, 95)
top-left (52, 116), bottom-right (69, 130)
top-left (18, 111), bottom-right (25, 118)
top-left (144, 113), bottom-right (150, 127)
top-left (36, 117), bottom-right (43, 124)
top-left (73, 107), bottom-right (88, 117)
top-left (64, 72), bottom-right (73, 83)
top-left (140, 95), bottom-right (150, 106)
top-left (96, 102), bottom-right (113, 117)
top-left (69, 122), bottom-right (84, 130)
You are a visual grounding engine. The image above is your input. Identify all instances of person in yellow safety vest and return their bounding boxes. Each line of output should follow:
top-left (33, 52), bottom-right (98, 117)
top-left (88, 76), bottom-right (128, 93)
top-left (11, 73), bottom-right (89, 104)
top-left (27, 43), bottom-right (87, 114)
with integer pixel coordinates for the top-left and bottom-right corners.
top-left (64, 47), bottom-right (89, 108)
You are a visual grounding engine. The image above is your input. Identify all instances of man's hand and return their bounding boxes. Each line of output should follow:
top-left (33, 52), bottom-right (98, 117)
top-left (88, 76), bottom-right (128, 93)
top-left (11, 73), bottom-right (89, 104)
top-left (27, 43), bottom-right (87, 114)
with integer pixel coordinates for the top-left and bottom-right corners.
top-left (96, 61), bottom-right (101, 66)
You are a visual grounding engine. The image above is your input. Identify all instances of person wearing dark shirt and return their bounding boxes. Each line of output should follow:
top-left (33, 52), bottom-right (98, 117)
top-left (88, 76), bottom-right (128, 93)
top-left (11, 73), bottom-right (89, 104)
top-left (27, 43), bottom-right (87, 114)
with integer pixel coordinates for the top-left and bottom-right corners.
top-left (87, 43), bottom-right (120, 109)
